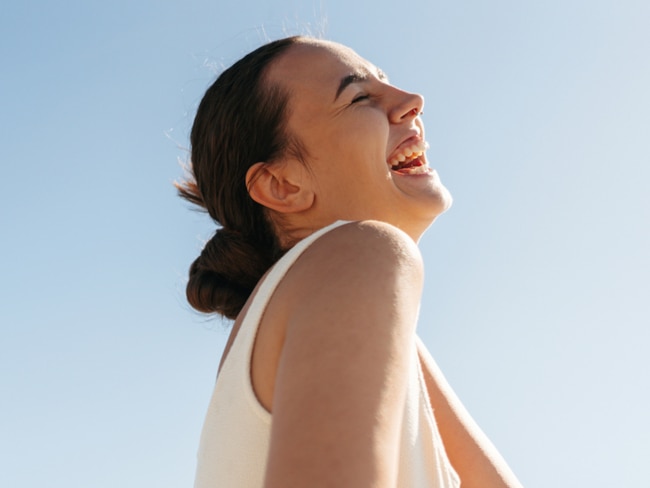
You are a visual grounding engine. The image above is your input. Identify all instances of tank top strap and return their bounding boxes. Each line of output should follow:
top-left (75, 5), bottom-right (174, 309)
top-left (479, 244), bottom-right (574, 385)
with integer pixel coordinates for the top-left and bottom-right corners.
top-left (242, 220), bottom-right (351, 342)
top-left (218, 220), bottom-right (352, 418)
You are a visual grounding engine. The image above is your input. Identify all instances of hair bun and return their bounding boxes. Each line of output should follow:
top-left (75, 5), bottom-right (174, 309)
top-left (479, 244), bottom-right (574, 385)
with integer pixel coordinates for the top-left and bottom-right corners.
top-left (186, 228), bottom-right (275, 319)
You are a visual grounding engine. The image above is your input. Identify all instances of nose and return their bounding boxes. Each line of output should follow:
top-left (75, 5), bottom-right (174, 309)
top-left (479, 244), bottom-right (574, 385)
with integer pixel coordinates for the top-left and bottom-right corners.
top-left (389, 89), bottom-right (424, 124)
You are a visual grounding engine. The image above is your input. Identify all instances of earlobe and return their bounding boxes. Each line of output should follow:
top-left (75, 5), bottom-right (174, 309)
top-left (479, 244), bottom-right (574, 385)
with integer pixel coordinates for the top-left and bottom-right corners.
top-left (246, 161), bottom-right (314, 214)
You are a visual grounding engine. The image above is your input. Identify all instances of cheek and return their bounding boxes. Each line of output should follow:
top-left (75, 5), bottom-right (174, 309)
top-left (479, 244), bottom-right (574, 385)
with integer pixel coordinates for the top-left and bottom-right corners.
top-left (297, 113), bottom-right (389, 185)
top-left (335, 121), bottom-right (388, 165)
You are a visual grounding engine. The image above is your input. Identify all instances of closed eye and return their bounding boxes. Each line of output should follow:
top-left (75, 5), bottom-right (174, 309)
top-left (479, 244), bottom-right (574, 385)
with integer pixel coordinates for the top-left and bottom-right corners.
top-left (351, 94), bottom-right (370, 104)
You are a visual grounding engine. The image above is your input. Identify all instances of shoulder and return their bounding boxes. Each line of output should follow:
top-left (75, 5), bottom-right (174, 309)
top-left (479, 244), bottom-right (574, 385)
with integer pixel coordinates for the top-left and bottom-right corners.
top-left (277, 220), bottom-right (424, 334)
top-left (291, 220), bottom-right (424, 280)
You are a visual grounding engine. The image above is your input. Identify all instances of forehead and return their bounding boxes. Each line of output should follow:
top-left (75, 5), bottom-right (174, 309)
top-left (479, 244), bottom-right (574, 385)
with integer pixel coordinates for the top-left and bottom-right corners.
top-left (265, 40), bottom-right (379, 97)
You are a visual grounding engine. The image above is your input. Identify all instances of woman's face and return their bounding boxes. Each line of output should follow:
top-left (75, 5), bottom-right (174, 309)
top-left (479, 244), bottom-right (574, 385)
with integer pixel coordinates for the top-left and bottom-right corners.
top-left (266, 39), bottom-right (452, 240)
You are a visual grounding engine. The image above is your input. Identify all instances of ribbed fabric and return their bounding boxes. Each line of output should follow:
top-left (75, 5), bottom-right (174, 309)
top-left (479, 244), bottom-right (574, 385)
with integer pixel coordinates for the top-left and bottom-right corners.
top-left (194, 221), bottom-right (460, 488)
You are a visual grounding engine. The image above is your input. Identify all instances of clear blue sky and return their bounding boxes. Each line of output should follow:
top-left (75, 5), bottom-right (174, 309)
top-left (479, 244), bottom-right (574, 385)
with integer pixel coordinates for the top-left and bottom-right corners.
top-left (1, 1), bottom-right (648, 486)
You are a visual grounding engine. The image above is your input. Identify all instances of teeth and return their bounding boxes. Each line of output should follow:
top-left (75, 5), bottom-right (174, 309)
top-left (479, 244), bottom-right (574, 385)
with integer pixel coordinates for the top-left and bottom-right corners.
top-left (388, 140), bottom-right (429, 168)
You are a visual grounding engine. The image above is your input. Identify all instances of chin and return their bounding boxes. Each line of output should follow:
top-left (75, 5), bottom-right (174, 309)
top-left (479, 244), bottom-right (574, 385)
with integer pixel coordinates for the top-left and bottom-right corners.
top-left (392, 165), bottom-right (452, 212)
top-left (436, 185), bottom-right (453, 214)
top-left (417, 184), bottom-right (453, 230)
top-left (423, 178), bottom-right (453, 216)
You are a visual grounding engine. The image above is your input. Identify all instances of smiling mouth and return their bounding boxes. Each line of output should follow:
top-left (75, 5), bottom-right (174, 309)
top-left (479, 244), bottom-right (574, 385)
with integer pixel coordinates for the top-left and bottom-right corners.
top-left (387, 139), bottom-right (431, 175)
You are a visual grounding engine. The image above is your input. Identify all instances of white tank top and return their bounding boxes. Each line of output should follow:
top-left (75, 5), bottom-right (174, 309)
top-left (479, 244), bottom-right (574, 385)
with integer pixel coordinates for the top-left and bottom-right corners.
top-left (194, 221), bottom-right (460, 487)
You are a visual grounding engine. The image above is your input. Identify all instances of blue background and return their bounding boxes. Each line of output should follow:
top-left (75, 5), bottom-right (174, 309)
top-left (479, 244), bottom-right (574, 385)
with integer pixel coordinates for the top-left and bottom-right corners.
top-left (2, 1), bottom-right (648, 486)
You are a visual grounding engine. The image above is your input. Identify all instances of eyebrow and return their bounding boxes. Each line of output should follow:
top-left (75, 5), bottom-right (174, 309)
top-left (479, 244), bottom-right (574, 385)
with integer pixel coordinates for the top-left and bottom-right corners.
top-left (334, 69), bottom-right (389, 101)
top-left (334, 73), bottom-right (369, 101)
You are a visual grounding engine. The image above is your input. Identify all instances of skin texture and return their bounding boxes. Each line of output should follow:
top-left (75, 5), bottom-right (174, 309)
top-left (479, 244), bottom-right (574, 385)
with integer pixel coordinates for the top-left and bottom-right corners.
top-left (217, 39), bottom-right (522, 487)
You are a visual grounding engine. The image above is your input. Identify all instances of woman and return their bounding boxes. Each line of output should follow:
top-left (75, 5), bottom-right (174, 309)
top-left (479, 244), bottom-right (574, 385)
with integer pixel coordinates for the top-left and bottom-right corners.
top-left (177, 36), bottom-right (522, 488)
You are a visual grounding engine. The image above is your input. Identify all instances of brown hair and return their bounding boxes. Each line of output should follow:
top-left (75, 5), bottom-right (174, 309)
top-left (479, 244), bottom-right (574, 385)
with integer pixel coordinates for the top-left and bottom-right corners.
top-left (176, 36), bottom-right (302, 319)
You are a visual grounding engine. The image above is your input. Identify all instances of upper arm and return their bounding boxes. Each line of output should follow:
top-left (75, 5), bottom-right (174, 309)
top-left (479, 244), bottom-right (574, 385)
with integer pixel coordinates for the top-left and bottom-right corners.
top-left (263, 221), bottom-right (423, 488)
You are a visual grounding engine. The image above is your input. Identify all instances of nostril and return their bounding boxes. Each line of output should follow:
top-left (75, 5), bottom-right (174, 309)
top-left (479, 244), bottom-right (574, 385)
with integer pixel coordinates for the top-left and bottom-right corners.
top-left (403, 107), bottom-right (421, 119)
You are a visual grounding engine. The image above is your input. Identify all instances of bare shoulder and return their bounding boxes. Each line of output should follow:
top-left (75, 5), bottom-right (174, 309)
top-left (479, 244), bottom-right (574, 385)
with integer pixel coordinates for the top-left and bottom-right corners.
top-left (288, 220), bottom-right (424, 287)
top-left (280, 220), bottom-right (425, 332)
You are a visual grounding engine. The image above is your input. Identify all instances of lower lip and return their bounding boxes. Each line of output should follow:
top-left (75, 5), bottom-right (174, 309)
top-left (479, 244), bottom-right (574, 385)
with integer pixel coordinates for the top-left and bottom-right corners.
top-left (392, 166), bottom-right (435, 176)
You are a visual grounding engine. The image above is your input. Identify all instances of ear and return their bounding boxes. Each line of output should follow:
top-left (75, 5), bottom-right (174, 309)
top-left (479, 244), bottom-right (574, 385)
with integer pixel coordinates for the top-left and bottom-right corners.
top-left (245, 161), bottom-right (315, 214)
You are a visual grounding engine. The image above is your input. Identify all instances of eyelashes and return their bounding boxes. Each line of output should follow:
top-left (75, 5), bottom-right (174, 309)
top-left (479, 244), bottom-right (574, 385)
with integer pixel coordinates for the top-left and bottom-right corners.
top-left (351, 94), bottom-right (371, 104)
